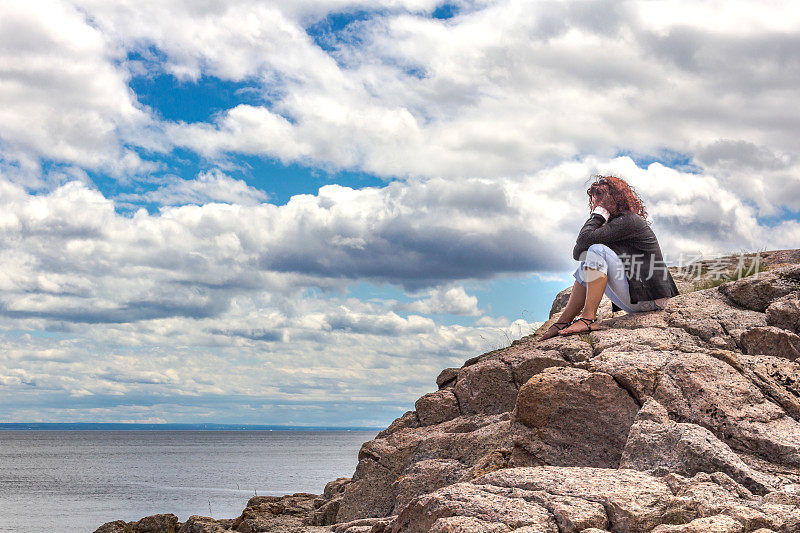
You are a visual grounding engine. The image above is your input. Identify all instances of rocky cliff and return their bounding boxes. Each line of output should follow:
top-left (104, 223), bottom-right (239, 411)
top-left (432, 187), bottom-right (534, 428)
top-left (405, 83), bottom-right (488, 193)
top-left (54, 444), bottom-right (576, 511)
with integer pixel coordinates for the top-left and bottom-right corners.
top-left (96, 248), bottom-right (800, 533)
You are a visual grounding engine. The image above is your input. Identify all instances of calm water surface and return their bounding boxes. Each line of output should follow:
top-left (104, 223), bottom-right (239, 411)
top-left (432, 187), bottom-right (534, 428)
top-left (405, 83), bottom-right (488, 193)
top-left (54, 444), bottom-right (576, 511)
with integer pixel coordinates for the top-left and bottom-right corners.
top-left (0, 430), bottom-right (375, 532)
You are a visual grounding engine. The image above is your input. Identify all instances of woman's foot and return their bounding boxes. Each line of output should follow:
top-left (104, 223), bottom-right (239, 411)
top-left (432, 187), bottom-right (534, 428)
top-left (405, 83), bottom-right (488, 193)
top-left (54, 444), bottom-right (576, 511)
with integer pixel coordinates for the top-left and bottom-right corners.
top-left (538, 321), bottom-right (571, 341)
top-left (557, 316), bottom-right (599, 336)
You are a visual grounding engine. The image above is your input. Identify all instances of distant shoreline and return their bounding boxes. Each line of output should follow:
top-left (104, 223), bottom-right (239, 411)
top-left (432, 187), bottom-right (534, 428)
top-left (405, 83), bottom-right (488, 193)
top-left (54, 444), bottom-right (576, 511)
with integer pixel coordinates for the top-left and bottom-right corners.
top-left (0, 422), bottom-right (382, 431)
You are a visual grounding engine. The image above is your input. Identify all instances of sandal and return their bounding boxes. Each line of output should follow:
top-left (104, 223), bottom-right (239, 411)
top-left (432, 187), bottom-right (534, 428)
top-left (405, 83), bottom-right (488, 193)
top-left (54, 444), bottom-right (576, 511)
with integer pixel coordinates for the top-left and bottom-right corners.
top-left (557, 317), bottom-right (599, 336)
top-left (538, 321), bottom-right (571, 341)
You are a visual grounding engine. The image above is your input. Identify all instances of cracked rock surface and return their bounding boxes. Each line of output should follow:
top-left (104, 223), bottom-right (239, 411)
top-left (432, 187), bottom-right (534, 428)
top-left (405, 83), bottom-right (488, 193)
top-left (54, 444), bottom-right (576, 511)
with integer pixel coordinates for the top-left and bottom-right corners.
top-left (95, 249), bottom-right (800, 533)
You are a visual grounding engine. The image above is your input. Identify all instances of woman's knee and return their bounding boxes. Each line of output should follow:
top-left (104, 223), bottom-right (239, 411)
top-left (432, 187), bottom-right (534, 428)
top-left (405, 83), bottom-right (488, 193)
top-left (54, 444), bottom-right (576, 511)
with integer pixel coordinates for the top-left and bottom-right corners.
top-left (583, 246), bottom-right (609, 275)
top-left (587, 243), bottom-right (613, 255)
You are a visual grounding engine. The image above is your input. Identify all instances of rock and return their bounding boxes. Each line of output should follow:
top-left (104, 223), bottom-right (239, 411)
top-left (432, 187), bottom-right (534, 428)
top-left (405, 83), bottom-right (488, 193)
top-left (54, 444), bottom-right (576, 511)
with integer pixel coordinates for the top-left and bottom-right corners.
top-left (241, 493), bottom-right (319, 516)
top-left (333, 413), bottom-right (513, 523)
top-left (590, 325), bottom-right (703, 356)
top-left (429, 516), bottom-right (512, 532)
top-left (313, 481), bottom-right (348, 525)
top-left (93, 514), bottom-right (183, 533)
top-left (337, 451), bottom-right (407, 521)
top-left (178, 516), bottom-right (231, 533)
top-left (668, 472), bottom-right (775, 530)
top-left (411, 414), bottom-right (514, 468)
top-left (415, 390), bottom-right (460, 426)
top-left (453, 358), bottom-right (518, 416)
top-left (707, 351), bottom-right (800, 422)
top-left (760, 490), bottom-right (800, 506)
top-left (375, 411), bottom-right (420, 439)
top-left (766, 295), bottom-right (800, 334)
top-left (93, 521), bottom-right (130, 533)
top-left (760, 249), bottom-right (800, 269)
top-left (529, 334), bottom-right (594, 363)
top-left (392, 459), bottom-right (465, 514)
top-left (392, 465), bottom-right (794, 532)
top-left (666, 289), bottom-right (767, 350)
top-left (513, 367), bottom-right (639, 467)
top-left (548, 286), bottom-right (573, 318)
top-left (718, 267), bottom-right (800, 312)
top-left (471, 466), bottom-right (698, 532)
top-left (134, 514), bottom-right (181, 532)
top-left (96, 249), bottom-right (800, 533)
top-left (498, 347), bottom-right (570, 387)
top-left (590, 349), bottom-right (800, 467)
top-left (331, 517), bottom-right (394, 532)
top-left (620, 398), bottom-right (777, 494)
top-left (650, 514), bottom-right (744, 532)
top-left (227, 493), bottom-right (326, 532)
top-left (323, 478), bottom-right (351, 500)
top-left (389, 482), bottom-right (558, 532)
top-left (436, 368), bottom-right (459, 388)
top-left (312, 498), bottom-right (340, 526)
top-left (740, 326), bottom-right (800, 361)
top-left (456, 449), bottom-right (510, 482)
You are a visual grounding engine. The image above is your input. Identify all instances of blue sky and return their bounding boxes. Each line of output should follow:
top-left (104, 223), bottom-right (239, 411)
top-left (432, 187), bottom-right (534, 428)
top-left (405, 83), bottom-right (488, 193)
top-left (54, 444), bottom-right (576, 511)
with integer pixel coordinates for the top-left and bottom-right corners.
top-left (0, 0), bottom-right (798, 426)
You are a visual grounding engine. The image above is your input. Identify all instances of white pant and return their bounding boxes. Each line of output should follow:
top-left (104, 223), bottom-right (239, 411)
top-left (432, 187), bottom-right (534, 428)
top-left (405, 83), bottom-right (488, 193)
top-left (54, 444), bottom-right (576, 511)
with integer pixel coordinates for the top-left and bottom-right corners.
top-left (573, 243), bottom-right (668, 314)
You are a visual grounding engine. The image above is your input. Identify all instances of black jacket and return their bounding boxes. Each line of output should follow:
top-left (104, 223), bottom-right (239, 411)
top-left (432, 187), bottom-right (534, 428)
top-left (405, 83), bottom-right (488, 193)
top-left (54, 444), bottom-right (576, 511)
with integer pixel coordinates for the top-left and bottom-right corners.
top-left (573, 210), bottom-right (680, 308)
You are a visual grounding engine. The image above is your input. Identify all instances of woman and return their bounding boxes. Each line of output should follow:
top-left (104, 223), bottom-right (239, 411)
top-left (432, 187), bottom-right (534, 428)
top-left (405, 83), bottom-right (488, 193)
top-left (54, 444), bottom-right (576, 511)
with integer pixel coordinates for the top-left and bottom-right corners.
top-left (539, 175), bottom-right (680, 340)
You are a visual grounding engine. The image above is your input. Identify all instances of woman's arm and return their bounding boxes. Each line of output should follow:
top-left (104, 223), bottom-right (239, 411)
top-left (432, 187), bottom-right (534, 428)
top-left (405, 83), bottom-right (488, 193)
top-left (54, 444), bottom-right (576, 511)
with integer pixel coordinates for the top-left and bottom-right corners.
top-left (572, 211), bottom-right (642, 260)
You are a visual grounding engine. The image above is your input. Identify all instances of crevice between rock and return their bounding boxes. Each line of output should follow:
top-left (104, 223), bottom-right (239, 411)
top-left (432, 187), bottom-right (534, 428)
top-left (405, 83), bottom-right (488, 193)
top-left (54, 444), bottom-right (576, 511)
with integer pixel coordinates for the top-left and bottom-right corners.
top-left (610, 374), bottom-right (643, 408)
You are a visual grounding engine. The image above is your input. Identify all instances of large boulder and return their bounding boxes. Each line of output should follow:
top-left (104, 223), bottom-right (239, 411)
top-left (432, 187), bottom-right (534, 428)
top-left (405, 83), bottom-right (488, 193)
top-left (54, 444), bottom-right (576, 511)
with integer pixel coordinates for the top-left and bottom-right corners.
top-left (332, 413), bottom-right (514, 523)
top-left (665, 289), bottom-right (768, 351)
top-left (718, 265), bottom-right (800, 312)
top-left (512, 367), bottom-right (639, 468)
top-left (590, 348), bottom-right (800, 467)
top-left (453, 358), bottom-right (518, 415)
top-left (767, 294), bottom-right (800, 334)
top-left (388, 482), bottom-right (559, 532)
top-left (177, 516), bottom-right (233, 533)
top-left (416, 390), bottom-right (461, 426)
top-left (94, 514), bottom-right (183, 533)
top-left (620, 398), bottom-right (778, 494)
top-left (739, 326), bottom-right (800, 361)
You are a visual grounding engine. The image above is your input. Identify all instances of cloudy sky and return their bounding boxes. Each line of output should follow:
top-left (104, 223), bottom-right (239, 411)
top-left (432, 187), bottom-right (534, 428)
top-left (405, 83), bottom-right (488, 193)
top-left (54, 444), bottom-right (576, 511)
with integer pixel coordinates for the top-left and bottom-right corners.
top-left (1, 0), bottom-right (799, 426)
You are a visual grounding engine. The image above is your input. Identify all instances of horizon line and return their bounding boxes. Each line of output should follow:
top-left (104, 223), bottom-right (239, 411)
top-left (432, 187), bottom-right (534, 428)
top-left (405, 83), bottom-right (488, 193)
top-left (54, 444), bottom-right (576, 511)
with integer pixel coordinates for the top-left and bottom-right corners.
top-left (0, 422), bottom-right (383, 431)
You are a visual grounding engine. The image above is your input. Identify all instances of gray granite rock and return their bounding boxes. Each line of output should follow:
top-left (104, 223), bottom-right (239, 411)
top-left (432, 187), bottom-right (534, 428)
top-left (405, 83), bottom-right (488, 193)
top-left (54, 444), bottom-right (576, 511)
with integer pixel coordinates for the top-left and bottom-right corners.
top-left (620, 398), bottom-right (778, 494)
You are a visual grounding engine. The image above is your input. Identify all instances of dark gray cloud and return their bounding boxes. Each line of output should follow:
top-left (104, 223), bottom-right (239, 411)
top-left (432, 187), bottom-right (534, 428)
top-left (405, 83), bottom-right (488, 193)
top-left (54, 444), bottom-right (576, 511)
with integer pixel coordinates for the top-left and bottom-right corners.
top-left (209, 327), bottom-right (284, 342)
top-left (696, 140), bottom-right (793, 171)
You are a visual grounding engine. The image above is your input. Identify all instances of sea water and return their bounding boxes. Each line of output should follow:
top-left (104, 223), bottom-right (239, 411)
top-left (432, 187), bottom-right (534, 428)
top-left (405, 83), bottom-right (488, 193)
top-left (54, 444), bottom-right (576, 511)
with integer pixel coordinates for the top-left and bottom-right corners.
top-left (0, 430), bottom-right (375, 532)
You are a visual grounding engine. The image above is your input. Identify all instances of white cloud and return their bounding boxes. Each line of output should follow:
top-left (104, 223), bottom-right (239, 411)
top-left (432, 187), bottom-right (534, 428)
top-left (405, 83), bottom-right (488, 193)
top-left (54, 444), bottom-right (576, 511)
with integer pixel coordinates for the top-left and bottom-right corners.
top-left (118, 169), bottom-right (270, 207)
top-left (404, 285), bottom-right (481, 315)
top-left (0, 153), bottom-right (797, 422)
top-left (1, 0), bottom-right (799, 423)
top-left (0, 0), bottom-right (151, 171)
top-left (1, 0), bottom-right (798, 219)
top-left (474, 315), bottom-right (510, 327)
top-left (0, 156), bottom-right (788, 332)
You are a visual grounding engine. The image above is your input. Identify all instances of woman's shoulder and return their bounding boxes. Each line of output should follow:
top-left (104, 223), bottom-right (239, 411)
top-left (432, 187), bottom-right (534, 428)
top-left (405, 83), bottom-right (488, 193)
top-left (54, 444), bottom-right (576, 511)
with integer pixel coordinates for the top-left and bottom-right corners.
top-left (610, 211), bottom-right (651, 235)
top-left (611, 210), bottom-right (646, 225)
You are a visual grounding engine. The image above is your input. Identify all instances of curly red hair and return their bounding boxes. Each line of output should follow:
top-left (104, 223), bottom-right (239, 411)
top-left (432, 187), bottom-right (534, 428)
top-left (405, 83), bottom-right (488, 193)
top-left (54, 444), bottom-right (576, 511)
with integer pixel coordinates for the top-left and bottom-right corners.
top-left (586, 175), bottom-right (648, 223)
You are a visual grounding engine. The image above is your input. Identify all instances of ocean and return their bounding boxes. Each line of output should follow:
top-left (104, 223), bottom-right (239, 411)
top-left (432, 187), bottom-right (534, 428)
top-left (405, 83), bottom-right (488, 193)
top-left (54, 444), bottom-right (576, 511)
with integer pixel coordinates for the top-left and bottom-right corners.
top-left (0, 429), bottom-right (377, 532)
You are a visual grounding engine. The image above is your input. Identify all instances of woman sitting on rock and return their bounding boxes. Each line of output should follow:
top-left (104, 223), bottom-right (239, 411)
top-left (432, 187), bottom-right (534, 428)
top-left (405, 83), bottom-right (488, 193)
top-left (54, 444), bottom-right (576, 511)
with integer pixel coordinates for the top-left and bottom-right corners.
top-left (539, 175), bottom-right (680, 340)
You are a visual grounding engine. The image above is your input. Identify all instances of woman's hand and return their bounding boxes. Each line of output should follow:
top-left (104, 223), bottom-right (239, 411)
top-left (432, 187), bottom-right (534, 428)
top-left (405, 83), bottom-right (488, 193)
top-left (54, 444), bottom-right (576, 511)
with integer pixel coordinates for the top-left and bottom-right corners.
top-left (590, 192), bottom-right (614, 213)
